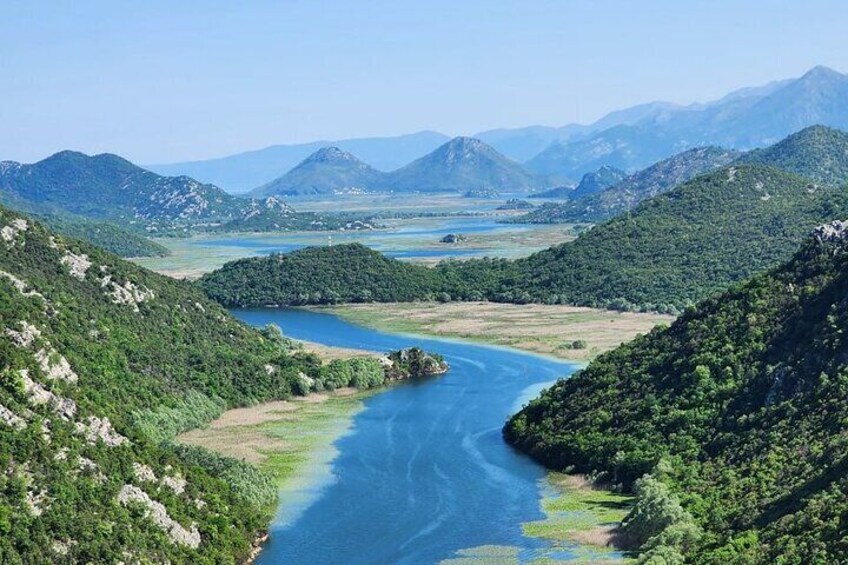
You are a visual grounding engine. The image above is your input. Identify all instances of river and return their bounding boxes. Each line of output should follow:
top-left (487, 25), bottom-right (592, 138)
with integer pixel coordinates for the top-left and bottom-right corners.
top-left (233, 307), bottom-right (583, 564)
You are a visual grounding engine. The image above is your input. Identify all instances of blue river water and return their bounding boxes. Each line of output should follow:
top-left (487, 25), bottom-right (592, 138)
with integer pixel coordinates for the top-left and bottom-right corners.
top-left (232, 307), bottom-right (580, 564)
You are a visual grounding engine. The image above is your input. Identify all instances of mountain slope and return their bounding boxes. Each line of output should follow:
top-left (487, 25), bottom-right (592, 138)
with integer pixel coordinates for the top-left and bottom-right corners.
top-left (0, 204), bottom-right (307, 561)
top-left (504, 222), bottom-right (848, 562)
top-left (567, 165), bottom-right (627, 201)
top-left (384, 137), bottom-right (545, 193)
top-left (0, 152), bottom-right (344, 234)
top-left (519, 146), bottom-right (741, 223)
top-left (737, 125), bottom-right (848, 186)
top-left (149, 131), bottom-right (450, 192)
top-left (252, 147), bottom-right (385, 197)
top-left (0, 205), bottom-right (418, 561)
top-left (0, 151), bottom-right (236, 224)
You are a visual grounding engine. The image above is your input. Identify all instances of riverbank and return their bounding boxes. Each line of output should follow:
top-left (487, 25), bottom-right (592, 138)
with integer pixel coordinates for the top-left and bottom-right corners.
top-left (175, 388), bottom-right (370, 475)
top-left (523, 473), bottom-right (634, 560)
top-left (317, 302), bottom-right (673, 361)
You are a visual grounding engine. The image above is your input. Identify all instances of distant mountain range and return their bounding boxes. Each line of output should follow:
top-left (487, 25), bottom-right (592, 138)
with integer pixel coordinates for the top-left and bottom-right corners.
top-left (0, 151), bottom-right (358, 237)
top-left (149, 66), bottom-right (848, 193)
top-left (252, 137), bottom-right (549, 197)
top-left (150, 131), bottom-right (451, 193)
top-left (525, 66), bottom-right (848, 178)
top-left (517, 126), bottom-right (848, 224)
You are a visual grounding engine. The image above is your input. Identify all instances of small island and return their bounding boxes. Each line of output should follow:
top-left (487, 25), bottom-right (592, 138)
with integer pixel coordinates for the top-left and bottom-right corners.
top-left (383, 347), bottom-right (449, 381)
top-left (463, 189), bottom-right (499, 199)
top-left (496, 198), bottom-right (535, 210)
top-left (440, 233), bottom-right (467, 244)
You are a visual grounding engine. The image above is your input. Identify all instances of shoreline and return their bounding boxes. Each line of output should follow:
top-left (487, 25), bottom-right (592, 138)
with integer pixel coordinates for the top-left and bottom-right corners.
top-left (523, 473), bottom-right (634, 557)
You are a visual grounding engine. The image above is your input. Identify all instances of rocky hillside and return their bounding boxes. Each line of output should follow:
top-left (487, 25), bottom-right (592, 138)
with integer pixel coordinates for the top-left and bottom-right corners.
top-left (0, 191), bottom-right (168, 257)
top-left (0, 205), bottom-right (396, 561)
top-left (505, 221), bottom-right (848, 562)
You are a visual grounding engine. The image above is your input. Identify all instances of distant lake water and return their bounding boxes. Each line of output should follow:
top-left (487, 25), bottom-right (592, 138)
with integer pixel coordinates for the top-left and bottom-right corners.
top-left (233, 307), bottom-right (587, 564)
top-left (198, 216), bottom-right (533, 260)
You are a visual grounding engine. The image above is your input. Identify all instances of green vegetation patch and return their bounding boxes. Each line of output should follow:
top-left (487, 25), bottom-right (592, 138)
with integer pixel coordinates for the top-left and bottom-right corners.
top-left (522, 474), bottom-right (632, 547)
top-left (259, 393), bottom-right (371, 486)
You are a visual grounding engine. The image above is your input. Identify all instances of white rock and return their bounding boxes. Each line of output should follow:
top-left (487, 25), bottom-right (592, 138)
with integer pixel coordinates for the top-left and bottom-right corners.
top-left (117, 485), bottom-right (201, 549)
top-left (76, 416), bottom-right (127, 447)
top-left (35, 348), bottom-right (79, 384)
top-left (0, 219), bottom-right (28, 246)
top-left (21, 369), bottom-right (77, 420)
top-left (5, 321), bottom-right (41, 348)
top-left (60, 251), bottom-right (92, 280)
top-left (133, 462), bottom-right (157, 482)
top-left (161, 474), bottom-right (187, 495)
top-left (0, 403), bottom-right (25, 430)
top-left (0, 271), bottom-right (45, 301)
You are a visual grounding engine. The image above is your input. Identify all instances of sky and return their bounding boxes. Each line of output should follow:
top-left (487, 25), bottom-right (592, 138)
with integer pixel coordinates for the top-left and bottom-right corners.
top-left (2, 0), bottom-right (847, 164)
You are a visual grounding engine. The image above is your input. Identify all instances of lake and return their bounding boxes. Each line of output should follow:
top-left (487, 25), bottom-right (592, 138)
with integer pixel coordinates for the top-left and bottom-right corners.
top-left (132, 216), bottom-right (575, 278)
top-left (233, 307), bottom-right (592, 564)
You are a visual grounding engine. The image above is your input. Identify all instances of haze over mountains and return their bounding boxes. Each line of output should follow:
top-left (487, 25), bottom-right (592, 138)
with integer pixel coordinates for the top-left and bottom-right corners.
top-left (519, 126), bottom-right (848, 224)
top-left (252, 137), bottom-right (548, 197)
top-left (150, 66), bottom-right (848, 193)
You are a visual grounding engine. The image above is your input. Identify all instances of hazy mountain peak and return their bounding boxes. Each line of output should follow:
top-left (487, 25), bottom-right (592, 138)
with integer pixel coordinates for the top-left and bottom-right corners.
top-left (252, 146), bottom-right (382, 197)
top-left (800, 65), bottom-right (844, 82)
top-left (385, 136), bottom-right (542, 193)
top-left (306, 146), bottom-right (361, 163)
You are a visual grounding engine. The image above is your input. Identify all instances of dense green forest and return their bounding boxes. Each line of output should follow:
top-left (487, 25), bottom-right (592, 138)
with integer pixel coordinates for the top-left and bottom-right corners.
top-left (0, 205), bottom-right (434, 562)
top-left (200, 162), bottom-right (848, 313)
top-left (735, 125), bottom-right (848, 186)
top-left (504, 221), bottom-right (848, 563)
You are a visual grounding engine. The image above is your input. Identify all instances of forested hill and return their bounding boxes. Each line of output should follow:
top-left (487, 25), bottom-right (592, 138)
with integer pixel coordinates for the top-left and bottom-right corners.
top-left (504, 220), bottom-right (848, 563)
top-left (514, 163), bottom-right (848, 308)
top-left (199, 164), bottom-right (848, 312)
top-left (0, 205), bottom-right (408, 562)
top-left (735, 124), bottom-right (848, 186)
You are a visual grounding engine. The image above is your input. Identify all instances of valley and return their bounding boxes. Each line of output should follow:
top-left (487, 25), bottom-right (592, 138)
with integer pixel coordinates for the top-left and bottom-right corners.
top-left (6, 10), bottom-right (848, 561)
top-left (133, 213), bottom-right (579, 278)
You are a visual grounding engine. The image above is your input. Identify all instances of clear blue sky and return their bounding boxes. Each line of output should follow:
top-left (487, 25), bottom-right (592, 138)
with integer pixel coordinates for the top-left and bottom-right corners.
top-left (2, 0), bottom-right (846, 164)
